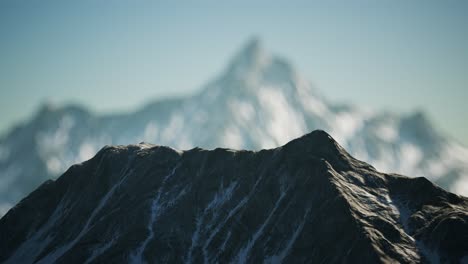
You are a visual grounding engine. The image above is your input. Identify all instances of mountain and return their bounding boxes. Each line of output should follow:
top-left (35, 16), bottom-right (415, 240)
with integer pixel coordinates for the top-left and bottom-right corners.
top-left (1, 131), bottom-right (467, 263)
top-left (1, 38), bottom-right (468, 216)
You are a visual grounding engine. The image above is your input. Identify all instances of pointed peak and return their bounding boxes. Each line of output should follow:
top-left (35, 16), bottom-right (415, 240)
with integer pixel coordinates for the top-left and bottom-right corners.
top-left (286, 130), bottom-right (340, 151)
top-left (37, 101), bottom-right (57, 114)
top-left (282, 130), bottom-right (373, 171)
top-left (400, 110), bottom-right (443, 146)
top-left (406, 110), bottom-right (430, 125)
top-left (242, 36), bottom-right (263, 55)
top-left (226, 37), bottom-right (269, 76)
top-left (400, 110), bottom-right (436, 134)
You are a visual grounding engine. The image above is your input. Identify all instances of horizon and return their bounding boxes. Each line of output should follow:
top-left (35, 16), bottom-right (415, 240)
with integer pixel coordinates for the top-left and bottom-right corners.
top-left (1, 1), bottom-right (467, 144)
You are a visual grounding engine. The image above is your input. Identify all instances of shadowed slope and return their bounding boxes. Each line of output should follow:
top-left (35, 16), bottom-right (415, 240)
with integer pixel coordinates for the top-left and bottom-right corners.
top-left (0, 130), bottom-right (467, 263)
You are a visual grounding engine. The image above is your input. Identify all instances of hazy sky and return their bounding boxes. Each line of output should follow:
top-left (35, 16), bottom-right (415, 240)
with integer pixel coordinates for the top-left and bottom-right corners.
top-left (1, 1), bottom-right (467, 144)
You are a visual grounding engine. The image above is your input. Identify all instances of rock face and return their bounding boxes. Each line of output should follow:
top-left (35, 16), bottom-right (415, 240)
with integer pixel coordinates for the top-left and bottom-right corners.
top-left (1, 38), bottom-right (468, 215)
top-left (1, 131), bottom-right (467, 263)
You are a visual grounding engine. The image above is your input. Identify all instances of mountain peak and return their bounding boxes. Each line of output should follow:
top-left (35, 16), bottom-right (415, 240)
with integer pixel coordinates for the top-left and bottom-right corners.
top-left (242, 36), bottom-right (263, 56)
top-left (399, 110), bottom-right (443, 148)
top-left (283, 130), bottom-right (364, 171)
top-left (226, 37), bottom-right (269, 77)
top-left (36, 101), bottom-right (57, 116)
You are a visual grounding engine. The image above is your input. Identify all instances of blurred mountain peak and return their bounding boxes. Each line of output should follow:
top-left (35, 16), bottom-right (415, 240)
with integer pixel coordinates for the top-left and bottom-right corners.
top-left (38, 101), bottom-right (57, 114)
top-left (407, 110), bottom-right (429, 123)
top-left (220, 37), bottom-right (300, 94)
top-left (226, 37), bottom-right (269, 77)
top-left (239, 36), bottom-right (263, 58)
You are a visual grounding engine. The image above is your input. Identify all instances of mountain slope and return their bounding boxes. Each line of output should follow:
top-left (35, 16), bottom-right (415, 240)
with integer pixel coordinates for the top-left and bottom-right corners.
top-left (1, 131), bottom-right (467, 263)
top-left (1, 38), bottom-right (468, 216)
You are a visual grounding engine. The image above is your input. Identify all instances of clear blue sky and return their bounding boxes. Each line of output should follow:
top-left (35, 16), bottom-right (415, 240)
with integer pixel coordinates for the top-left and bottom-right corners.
top-left (1, 0), bottom-right (467, 144)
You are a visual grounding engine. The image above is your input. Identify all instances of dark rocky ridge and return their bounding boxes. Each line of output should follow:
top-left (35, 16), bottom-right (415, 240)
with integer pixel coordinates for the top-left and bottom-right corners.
top-left (0, 130), bottom-right (467, 263)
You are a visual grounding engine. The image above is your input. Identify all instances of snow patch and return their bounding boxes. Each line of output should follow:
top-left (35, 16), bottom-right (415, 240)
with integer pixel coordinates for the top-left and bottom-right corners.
top-left (186, 181), bottom-right (238, 263)
top-left (37, 167), bottom-right (132, 264)
top-left (230, 99), bottom-right (255, 122)
top-left (161, 114), bottom-right (184, 143)
top-left (36, 115), bottom-right (74, 154)
top-left (84, 234), bottom-right (118, 264)
top-left (143, 122), bottom-right (159, 142)
top-left (131, 164), bottom-right (183, 264)
top-left (400, 143), bottom-right (423, 172)
top-left (235, 188), bottom-right (287, 263)
top-left (46, 157), bottom-right (62, 175)
top-left (223, 126), bottom-right (244, 149)
top-left (265, 208), bottom-right (311, 263)
top-left (296, 80), bottom-right (328, 117)
top-left (79, 143), bottom-right (96, 162)
top-left (330, 111), bottom-right (364, 145)
top-left (0, 202), bottom-right (12, 216)
top-left (452, 177), bottom-right (468, 197)
top-left (257, 86), bottom-right (307, 147)
top-left (377, 124), bottom-right (398, 142)
top-left (5, 201), bottom-right (67, 264)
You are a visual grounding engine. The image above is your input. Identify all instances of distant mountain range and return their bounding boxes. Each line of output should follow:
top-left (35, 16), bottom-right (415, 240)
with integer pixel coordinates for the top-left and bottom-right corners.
top-left (1, 131), bottom-right (467, 263)
top-left (1, 38), bottom-right (467, 216)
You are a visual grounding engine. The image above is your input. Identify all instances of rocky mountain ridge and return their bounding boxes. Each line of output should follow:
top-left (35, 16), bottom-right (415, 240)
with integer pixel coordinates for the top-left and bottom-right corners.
top-left (0, 131), bottom-right (467, 263)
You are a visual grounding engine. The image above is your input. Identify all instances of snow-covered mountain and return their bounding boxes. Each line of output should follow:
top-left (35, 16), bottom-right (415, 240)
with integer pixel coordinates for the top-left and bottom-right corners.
top-left (1, 131), bottom-right (467, 263)
top-left (1, 38), bottom-right (467, 216)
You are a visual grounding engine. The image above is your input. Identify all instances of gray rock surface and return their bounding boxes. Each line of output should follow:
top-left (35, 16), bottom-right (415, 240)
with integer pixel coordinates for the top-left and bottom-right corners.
top-left (1, 131), bottom-right (467, 263)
